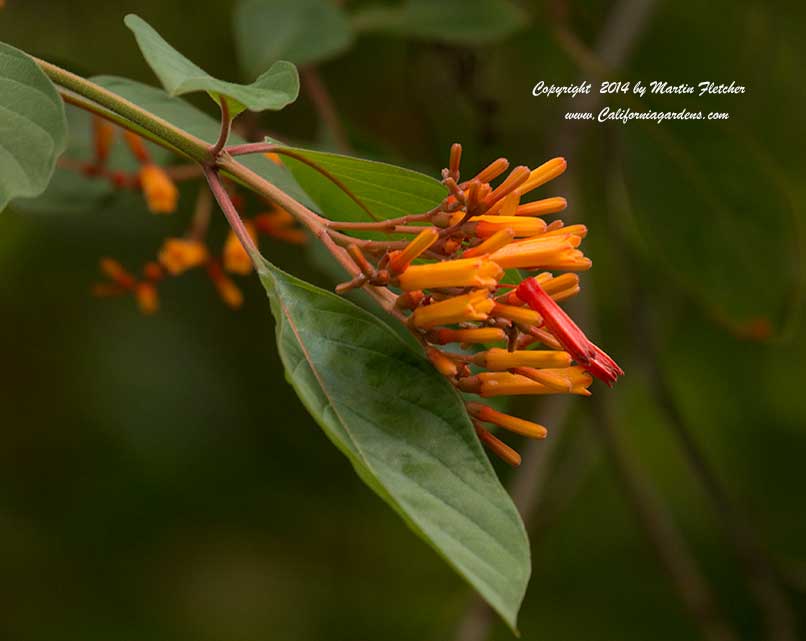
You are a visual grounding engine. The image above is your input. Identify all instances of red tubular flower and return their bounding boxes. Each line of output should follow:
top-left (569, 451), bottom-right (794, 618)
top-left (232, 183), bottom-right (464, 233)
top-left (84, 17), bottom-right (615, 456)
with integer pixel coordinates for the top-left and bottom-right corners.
top-left (516, 276), bottom-right (623, 386)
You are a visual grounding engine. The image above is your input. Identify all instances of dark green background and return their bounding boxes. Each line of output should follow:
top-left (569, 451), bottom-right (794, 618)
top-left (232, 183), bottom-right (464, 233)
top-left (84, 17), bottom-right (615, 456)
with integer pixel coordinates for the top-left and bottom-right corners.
top-left (1, 1), bottom-right (804, 639)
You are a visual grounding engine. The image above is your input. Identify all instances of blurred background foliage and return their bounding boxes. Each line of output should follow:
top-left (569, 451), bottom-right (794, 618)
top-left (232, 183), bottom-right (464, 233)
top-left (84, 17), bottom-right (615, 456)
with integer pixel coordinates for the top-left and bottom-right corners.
top-left (1, 0), bottom-right (805, 639)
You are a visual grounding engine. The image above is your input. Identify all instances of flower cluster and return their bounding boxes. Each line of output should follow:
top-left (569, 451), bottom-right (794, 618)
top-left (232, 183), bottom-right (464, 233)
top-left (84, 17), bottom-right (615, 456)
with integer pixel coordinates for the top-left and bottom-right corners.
top-left (79, 118), bottom-right (306, 312)
top-left (337, 144), bottom-right (622, 466)
top-left (78, 112), bottom-right (621, 464)
top-left (92, 199), bottom-right (305, 313)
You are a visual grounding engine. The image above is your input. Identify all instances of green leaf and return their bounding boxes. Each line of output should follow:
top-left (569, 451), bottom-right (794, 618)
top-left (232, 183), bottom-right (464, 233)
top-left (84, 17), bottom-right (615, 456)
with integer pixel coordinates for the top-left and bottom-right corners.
top-left (234, 0), bottom-right (353, 76)
top-left (0, 42), bottom-right (68, 212)
top-left (278, 146), bottom-right (447, 222)
top-left (259, 260), bottom-right (530, 630)
top-left (91, 76), bottom-right (315, 208)
top-left (13, 107), bottom-right (172, 215)
top-left (352, 0), bottom-right (528, 45)
top-left (124, 14), bottom-right (299, 116)
top-left (624, 120), bottom-right (799, 333)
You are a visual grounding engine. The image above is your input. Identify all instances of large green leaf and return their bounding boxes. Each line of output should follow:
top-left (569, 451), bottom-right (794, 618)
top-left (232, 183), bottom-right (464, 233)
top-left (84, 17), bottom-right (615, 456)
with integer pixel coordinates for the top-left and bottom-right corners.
top-left (0, 42), bottom-right (68, 212)
top-left (278, 146), bottom-right (447, 222)
top-left (352, 0), bottom-right (528, 45)
top-left (234, 0), bottom-right (353, 77)
top-left (259, 259), bottom-right (530, 630)
top-left (124, 14), bottom-right (299, 116)
top-left (91, 76), bottom-right (315, 208)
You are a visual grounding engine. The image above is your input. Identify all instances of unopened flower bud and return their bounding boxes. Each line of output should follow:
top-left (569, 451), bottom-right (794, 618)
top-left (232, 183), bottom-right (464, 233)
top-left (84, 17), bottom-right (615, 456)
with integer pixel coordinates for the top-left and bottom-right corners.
top-left (467, 402), bottom-right (548, 439)
top-left (135, 282), bottom-right (158, 315)
top-left (473, 348), bottom-right (571, 370)
top-left (388, 228), bottom-right (439, 273)
top-left (158, 238), bottom-right (209, 275)
top-left (411, 290), bottom-right (495, 329)
top-left (224, 221), bottom-right (257, 275)
top-left (426, 347), bottom-right (459, 377)
top-left (473, 422), bottom-right (521, 467)
top-left (398, 257), bottom-right (502, 291)
top-left (139, 164), bottom-right (178, 214)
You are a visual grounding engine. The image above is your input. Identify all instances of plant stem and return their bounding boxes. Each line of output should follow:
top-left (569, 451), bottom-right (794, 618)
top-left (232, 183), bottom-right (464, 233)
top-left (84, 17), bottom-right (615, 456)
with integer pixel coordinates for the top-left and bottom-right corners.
top-left (58, 89), bottom-right (175, 152)
top-left (210, 100), bottom-right (231, 157)
top-left (326, 229), bottom-right (411, 251)
top-left (319, 229), bottom-right (398, 312)
top-left (326, 213), bottom-right (434, 231)
top-left (203, 166), bottom-right (258, 260)
top-left (216, 154), bottom-right (326, 230)
top-left (36, 58), bottom-right (211, 163)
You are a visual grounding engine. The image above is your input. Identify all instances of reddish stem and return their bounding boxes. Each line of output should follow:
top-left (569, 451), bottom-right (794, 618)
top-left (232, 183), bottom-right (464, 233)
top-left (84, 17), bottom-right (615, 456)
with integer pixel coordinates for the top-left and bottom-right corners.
top-left (210, 100), bottom-right (231, 157)
top-left (204, 166), bottom-right (258, 259)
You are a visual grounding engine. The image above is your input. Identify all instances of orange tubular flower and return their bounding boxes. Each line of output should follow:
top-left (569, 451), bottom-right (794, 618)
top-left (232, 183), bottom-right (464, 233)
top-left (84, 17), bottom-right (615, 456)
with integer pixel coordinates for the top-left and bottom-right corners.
top-left (388, 228), bottom-right (439, 273)
top-left (498, 193), bottom-right (520, 216)
top-left (490, 233), bottom-right (591, 271)
top-left (540, 223), bottom-right (588, 240)
top-left (122, 130), bottom-right (150, 164)
top-left (135, 282), bottom-right (159, 315)
top-left (543, 273), bottom-right (581, 302)
top-left (99, 258), bottom-right (135, 289)
top-left (158, 238), bottom-right (209, 275)
top-left (481, 165), bottom-right (530, 209)
top-left (462, 228), bottom-right (515, 258)
top-left (515, 197), bottom-right (568, 216)
top-left (448, 143), bottom-right (462, 180)
top-left (516, 157), bottom-right (567, 196)
top-left (464, 371), bottom-right (590, 397)
top-left (474, 423), bottom-right (522, 467)
top-left (541, 273), bottom-right (580, 296)
top-left (427, 327), bottom-right (507, 345)
top-left (518, 327), bottom-right (564, 351)
top-left (94, 258), bottom-right (162, 315)
top-left (500, 273), bottom-right (580, 306)
top-left (411, 290), bottom-right (494, 329)
top-left (139, 164), bottom-right (178, 214)
top-left (516, 277), bottom-right (623, 385)
top-left (224, 221), bottom-right (257, 275)
top-left (468, 215), bottom-right (547, 238)
top-left (490, 302), bottom-right (542, 328)
top-left (513, 365), bottom-right (592, 394)
top-left (207, 261), bottom-right (243, 309)
top-left (467, 402), bottom-right (548, 439)
top-left (509, 366), bottom-right (572, 392)
top-left (426, 347), bottom-right (460, 377)
top-left (398, 257), bottom-right (503, 291)
top-left (485, 158), bottom-right (567, 215)
top-left (471, 157), bottom-right (509, 184)
top-left (473, 348), bottom-right (571, 371)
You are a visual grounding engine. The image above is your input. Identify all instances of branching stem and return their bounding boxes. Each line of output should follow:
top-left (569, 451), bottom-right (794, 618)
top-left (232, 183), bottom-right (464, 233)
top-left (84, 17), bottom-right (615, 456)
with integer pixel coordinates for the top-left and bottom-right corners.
top-left (204, 166), bottom-right (259, 260)
top-left (210, 100), bottom-right (231, 157)
top-left (37, 58), bottom-right (211, 163)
